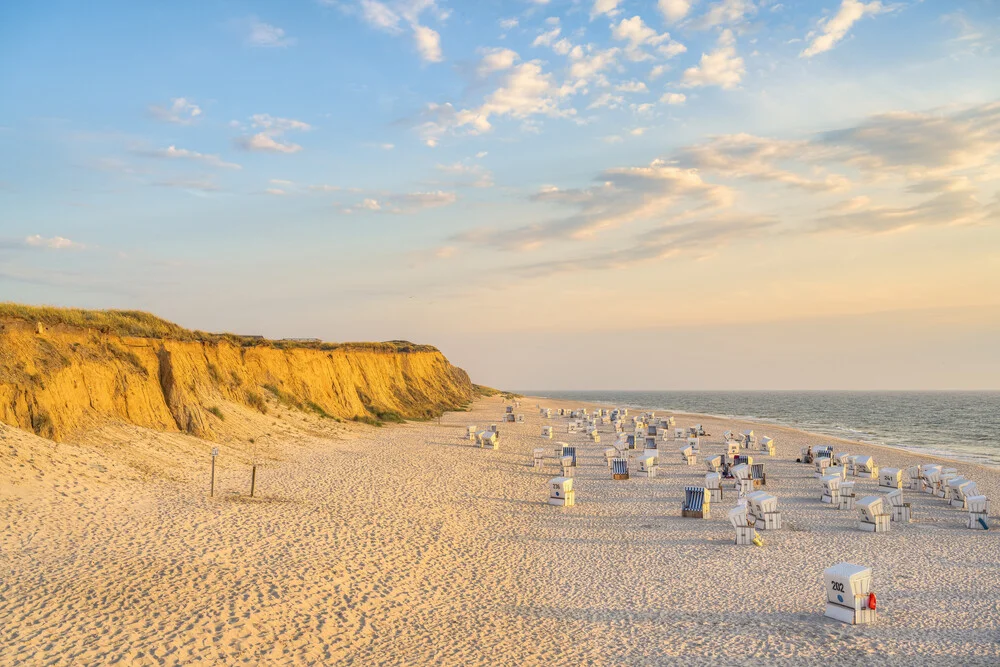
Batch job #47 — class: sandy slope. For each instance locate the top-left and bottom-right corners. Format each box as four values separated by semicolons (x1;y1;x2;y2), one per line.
1;395;998;665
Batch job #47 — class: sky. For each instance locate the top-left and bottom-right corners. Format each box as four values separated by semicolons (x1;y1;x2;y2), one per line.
2;0;1000;390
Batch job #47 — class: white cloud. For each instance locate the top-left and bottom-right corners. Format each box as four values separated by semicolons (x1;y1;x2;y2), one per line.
25;235;84;250
658;41;688;58
359;0;402;32
413;23;443;62
236;114;312;154
265;188;287;196
354;1;448;62
610;15;685;62
239;133;302;154
591;0;624;20
611;16;669;49
152;178;221;192
661;92;687;105
650;64;671;79
438;61;574;138
148;98;202;125
658;0;695;22
246;17;296;47
345;190;457;213
681;29;745;89
499;18;519;30
477;47;519;76
568;47;619;82
689;0;757;30
676;133;852;192
454;158;735;253
588;93;625;109
533;26;561;47
436;161;494;187
801;0;887;58
616;80;649;93
138;145;242;169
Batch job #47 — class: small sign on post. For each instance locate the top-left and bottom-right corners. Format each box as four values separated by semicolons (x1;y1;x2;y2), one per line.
210;448;219;497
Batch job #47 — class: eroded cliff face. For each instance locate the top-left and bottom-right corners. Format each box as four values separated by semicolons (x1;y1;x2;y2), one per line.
0;319;473;441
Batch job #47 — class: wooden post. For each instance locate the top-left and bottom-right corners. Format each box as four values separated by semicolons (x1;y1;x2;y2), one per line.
210;447;219;497
250;464;257;498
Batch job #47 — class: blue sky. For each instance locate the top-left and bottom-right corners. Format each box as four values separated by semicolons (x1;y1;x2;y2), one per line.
2;1;1000;389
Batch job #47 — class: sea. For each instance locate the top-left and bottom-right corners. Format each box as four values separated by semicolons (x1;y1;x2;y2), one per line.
519;391;1000;467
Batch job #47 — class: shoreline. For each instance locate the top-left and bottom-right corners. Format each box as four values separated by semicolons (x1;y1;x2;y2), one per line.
521;393;1000;471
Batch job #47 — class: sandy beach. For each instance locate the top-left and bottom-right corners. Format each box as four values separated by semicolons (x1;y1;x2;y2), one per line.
2;394;998;665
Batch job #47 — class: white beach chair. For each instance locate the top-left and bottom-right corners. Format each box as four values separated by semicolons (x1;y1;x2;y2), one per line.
533;447;547;469
824;563;876;625
882;489;911;523
732;464;753;497
611;458;629;480
745;491;781;530
638;453;658;478
853;455;878;479
857;496;891;533
838;481;857;510
706;472;723;503
879;468;903;490
760;436;775;456
966;495;990;530
477;430;498;450
680;445;696;466
548;477;575;507
948;478;977;509
821;475;842;505
728;505;758;545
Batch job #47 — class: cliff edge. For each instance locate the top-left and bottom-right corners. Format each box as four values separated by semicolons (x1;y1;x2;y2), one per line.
0;305;474;441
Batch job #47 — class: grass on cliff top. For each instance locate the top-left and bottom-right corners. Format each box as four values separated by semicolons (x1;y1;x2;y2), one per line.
0;303;436;353
474;384;523;400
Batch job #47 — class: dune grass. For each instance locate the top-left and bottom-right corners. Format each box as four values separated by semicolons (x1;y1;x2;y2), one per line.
0;303;438;352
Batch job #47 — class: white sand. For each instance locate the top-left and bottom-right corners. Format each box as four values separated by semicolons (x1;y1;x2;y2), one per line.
1;395;999;665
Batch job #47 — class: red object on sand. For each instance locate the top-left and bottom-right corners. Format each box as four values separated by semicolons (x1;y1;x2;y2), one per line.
868;592;877;610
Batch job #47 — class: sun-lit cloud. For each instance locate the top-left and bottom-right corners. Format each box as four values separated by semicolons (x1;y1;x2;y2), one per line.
416;60;576;144
24;235;85;250
477;47;519;76
661;92;687;105
343;189;457;214
147;98;202;124
435;161;495;188
413;23;443;62
236;114;312;153
609;15;684;62
134;145;242;170
689;0;757;30
350;0;449;63
801;0;888;58
590;0;624;20
681;29;745;89
245;17;296;48
658;0;695;23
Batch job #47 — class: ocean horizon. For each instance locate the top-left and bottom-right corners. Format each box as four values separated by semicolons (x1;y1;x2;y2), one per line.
518;390;1000;467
